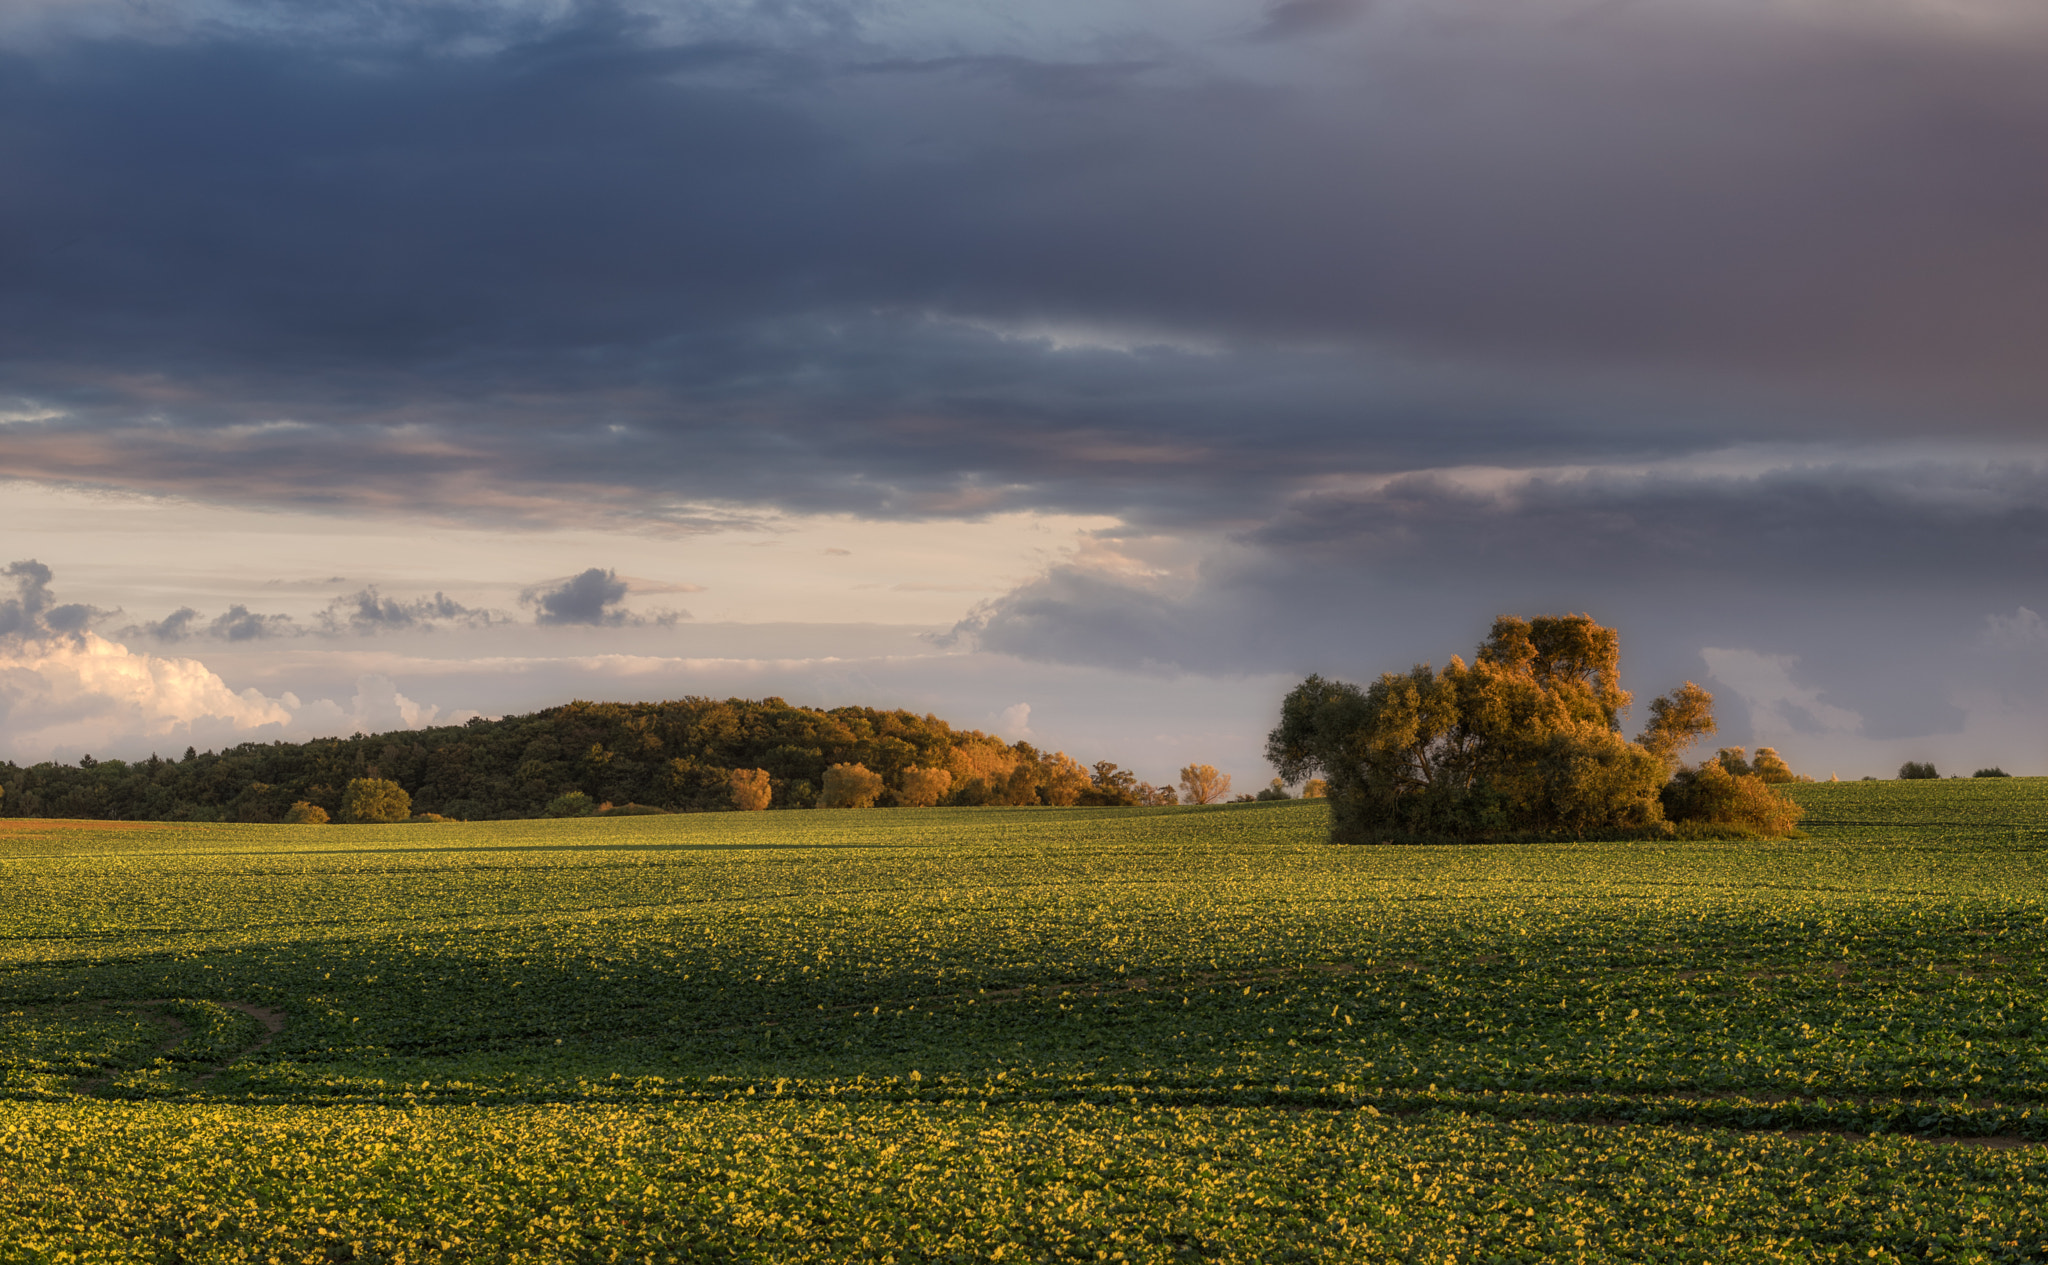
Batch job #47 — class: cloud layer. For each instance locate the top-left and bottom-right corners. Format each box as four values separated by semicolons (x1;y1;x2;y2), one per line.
0;0;2043;531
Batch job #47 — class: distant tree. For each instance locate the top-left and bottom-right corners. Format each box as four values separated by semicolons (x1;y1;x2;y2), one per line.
340;777;411;824
897;765;952;808
1179;764;1230;805
820;762;884;808
1092;761;1137;797
544;791;597;817
1302;778;1327;799
1077;761;1139;806
1974;767;2011;778
1713;748;1754;778
1255;778;1291;802
729;768;773;811
1899;761;1939;780
284;801;329;824
1133;782;1178;806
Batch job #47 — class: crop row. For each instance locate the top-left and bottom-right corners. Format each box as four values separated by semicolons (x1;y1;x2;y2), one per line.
2;1099;2042;1263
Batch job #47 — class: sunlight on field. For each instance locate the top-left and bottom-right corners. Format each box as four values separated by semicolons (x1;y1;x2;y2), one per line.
2;786;2045;1260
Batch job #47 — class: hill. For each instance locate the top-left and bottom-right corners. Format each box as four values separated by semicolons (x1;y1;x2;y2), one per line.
0;696;1156;822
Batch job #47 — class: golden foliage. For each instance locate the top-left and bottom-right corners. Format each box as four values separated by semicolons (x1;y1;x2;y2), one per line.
1179;764;1231;805
728;768;772;812
819;763;884;809
896;766;953;808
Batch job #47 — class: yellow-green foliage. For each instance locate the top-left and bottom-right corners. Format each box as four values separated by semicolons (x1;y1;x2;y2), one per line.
0;779;2044;1259
4;1102;2043;1263
282;801;327;825
339;777;410;824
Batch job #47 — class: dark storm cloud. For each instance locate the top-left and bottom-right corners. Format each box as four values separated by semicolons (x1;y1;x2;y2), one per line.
1;1;2045;525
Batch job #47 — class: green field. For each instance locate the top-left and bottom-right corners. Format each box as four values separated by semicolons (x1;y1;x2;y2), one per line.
3;780;2044;1262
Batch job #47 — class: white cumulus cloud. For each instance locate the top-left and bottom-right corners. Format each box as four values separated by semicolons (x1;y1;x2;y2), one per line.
0;632;448;762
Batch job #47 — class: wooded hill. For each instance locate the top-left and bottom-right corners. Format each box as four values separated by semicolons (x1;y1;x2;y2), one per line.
0;697;1154;822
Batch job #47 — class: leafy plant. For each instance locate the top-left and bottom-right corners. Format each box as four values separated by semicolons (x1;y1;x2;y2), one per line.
340;777;410;824
3;779;2045;1259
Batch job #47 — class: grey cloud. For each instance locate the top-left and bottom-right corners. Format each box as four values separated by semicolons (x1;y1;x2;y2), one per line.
0;2;2043;528
0;558;109;638
142;606;202;643
318;587;497;635
0;560;58;637
122;585;498;642
525;567;633;626
1245;0;1369;43
208;604;299;641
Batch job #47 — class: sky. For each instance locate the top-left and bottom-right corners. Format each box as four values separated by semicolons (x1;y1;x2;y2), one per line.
2;0;2046;783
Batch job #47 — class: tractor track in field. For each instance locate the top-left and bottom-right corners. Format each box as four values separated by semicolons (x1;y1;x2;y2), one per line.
70;998;287;1095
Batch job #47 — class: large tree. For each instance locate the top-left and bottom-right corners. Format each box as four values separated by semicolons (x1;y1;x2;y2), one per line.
1267;614;1722;844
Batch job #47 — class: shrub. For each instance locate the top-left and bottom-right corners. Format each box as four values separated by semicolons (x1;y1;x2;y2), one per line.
1255;778;1291;801
543;791;597;818
820;762;884;809
1662;759;1804;836
340;777;411;824
1750;747;1798;783
1974;767;2011;778
284;801;329;825
1179;764;1231;805
728;768;773;811
1899;761;1939;780
898;766;953;808
408;812;454;823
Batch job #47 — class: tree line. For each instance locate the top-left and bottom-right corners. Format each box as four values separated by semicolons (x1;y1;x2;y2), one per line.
0;697;1179;823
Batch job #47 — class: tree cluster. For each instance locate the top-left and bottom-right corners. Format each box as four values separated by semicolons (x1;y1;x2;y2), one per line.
0;697;1148;823
1268;614;1804;845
